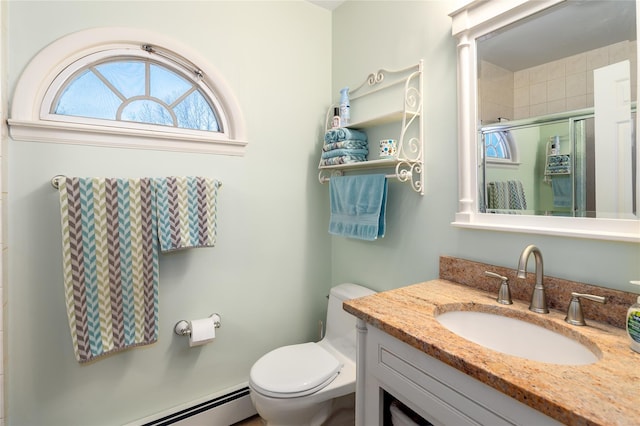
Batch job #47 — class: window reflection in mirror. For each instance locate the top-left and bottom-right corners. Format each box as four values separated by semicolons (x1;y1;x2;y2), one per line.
476;0;637;220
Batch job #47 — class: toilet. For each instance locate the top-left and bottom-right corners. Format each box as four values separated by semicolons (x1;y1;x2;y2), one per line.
249;283;376;426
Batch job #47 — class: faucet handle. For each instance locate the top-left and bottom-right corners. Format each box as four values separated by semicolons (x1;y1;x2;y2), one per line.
484;271;513;305
565;292;606;326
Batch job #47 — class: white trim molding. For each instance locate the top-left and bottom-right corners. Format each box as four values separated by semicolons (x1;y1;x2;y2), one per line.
8;27;248;155
449;0;640;243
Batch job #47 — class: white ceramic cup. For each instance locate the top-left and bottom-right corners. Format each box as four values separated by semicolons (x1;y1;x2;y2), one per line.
379;139;398;159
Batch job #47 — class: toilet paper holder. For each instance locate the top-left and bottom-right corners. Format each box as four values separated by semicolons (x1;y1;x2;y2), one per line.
174;313;221;337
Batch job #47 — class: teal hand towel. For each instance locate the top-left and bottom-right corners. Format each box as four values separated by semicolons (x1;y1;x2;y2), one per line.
552;175;572;208
329;174;387;241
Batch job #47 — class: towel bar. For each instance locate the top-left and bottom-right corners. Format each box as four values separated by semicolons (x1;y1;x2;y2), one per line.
50;175;222;190
319;171;412;184
50;175;66;189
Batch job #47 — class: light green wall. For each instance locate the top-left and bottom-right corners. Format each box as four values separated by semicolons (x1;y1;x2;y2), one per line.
4;1;640;425
331;1;639;292
6;1;332;425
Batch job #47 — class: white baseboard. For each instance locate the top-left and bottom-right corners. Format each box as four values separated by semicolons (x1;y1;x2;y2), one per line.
127;383;257;426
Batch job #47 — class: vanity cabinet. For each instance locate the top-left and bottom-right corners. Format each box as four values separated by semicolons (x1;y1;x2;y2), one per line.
357;321;562;426
318;60;424;194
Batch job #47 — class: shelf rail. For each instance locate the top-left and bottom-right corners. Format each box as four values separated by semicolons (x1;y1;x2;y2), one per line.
319;171;412;184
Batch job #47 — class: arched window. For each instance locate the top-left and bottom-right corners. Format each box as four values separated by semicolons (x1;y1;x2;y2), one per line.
483;130;518;165
9;28;247;155
485;131;510;159
51;55;220;131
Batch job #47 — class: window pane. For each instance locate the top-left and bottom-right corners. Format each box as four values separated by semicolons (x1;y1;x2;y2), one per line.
55;70;121;119
53;58;221;133
174;91;219;131
150;64;191;104
96;61;145;98
121;99;174;126
485;132;509;159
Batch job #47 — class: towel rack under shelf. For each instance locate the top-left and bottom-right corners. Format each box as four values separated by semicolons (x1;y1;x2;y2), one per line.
318;162;421;192
319;171;412;183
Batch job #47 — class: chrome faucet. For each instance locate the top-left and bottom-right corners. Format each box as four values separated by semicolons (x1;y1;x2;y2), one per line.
517;245;549;313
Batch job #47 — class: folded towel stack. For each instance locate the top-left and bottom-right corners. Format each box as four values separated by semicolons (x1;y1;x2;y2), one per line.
320;128;368;166
324;128;367;144
546;155;571;174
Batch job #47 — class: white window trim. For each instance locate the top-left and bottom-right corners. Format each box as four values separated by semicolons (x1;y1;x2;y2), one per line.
486;159;521;169
8;27;248;155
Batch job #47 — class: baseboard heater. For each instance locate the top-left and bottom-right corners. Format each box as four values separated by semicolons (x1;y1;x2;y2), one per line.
140;386;257;426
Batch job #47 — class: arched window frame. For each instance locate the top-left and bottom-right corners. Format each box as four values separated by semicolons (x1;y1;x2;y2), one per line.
9;28;247;155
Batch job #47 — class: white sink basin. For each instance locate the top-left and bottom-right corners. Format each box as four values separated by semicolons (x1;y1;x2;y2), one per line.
436;310;599;365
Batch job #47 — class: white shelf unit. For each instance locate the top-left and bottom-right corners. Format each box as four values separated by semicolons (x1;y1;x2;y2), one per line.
543;137;571;183
544;154;572;174
318;60;424;194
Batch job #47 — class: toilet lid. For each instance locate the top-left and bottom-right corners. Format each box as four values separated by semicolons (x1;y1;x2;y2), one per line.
250;342;342;397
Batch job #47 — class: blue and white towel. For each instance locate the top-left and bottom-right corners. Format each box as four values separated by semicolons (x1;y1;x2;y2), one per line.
320;155;368;166
321;148;369;160
329;174;387;241
323;139;369;152
321;128;369;166
324;128;368;143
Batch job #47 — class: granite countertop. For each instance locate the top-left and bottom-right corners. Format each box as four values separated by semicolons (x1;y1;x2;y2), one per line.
343;279;639;426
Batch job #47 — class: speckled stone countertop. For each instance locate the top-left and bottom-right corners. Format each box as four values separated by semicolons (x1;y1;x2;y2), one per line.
343;257;640;426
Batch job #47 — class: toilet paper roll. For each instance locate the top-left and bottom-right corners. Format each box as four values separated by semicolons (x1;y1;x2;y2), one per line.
188;317;216;347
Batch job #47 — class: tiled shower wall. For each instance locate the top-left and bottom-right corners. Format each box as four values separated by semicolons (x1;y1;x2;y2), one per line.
480;40;638;125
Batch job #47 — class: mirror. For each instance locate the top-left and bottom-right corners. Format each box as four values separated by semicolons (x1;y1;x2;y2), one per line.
477;1;636;219
450;0;640;241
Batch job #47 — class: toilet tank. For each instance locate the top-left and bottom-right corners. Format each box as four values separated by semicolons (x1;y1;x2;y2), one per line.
323;283;376;355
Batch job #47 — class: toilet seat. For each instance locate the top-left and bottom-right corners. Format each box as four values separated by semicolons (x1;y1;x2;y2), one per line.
250;342;343;398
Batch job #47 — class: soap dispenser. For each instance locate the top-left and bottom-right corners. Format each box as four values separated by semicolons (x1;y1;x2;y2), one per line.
627;280;640;353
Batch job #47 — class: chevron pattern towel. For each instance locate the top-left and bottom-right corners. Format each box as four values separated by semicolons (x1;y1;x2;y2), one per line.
487;180;527;211
154;176;219;252
58;177;159;363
